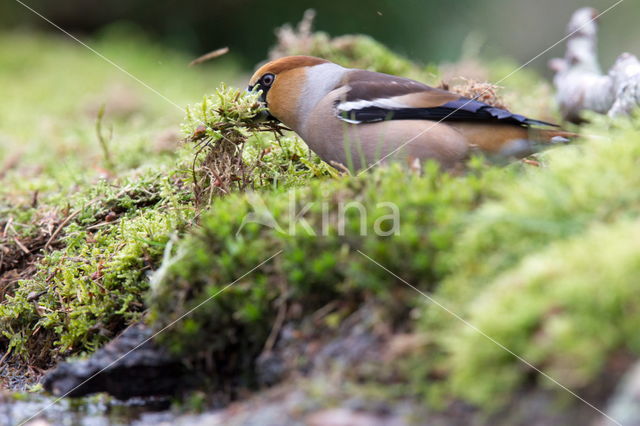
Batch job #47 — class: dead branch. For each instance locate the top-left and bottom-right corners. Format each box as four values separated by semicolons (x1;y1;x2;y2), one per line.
550;7;640;122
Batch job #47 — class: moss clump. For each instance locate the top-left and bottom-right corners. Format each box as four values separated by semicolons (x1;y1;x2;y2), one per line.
182;85;336;204
418;118;640;407
147;160;504;386
0;51;332;369
446;218;640;405
150;111;640;411
0;72;335;370
435;118;640;309
0;171;193;365
0;31;235;372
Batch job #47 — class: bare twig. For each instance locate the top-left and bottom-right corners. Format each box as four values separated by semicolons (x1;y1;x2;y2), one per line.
0;349;10;368
96;104;114;170
44;197;103;250
263;277;288;354
329;161;352;175
263;298;287;354
44;210;82;250
189;47;229;67
13;237;30;255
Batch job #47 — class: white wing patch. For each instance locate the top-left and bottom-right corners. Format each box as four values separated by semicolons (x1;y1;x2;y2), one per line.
336;97;408;113
335;97;408;124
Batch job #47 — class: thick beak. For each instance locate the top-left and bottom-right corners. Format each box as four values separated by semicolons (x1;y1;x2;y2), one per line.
247;85;278;122
256;110;277;121
247;84;267;103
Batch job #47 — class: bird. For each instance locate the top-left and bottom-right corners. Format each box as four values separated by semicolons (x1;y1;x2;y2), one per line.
248;55;573;171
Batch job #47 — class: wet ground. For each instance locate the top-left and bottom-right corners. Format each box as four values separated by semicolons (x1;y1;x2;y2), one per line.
0;393;172;426
2;302;634;426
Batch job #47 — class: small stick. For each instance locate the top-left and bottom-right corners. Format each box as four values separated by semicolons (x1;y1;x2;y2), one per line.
96;104;114;170
263;297;287;354
44;196;104;250
13;237;30;255
44;210;82;250
0;348;10;367
189;47;229;67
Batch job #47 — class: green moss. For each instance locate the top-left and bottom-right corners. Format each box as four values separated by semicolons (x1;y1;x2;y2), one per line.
181;85;336;199
0;170;194;364
443;218;640;406
417;118;640;407
149;115;640;410
147;161;504;380
0;34;277;367
435;119;640;309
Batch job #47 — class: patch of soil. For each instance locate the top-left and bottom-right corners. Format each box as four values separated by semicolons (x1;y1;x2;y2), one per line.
0;209;63;302
0;211;64;391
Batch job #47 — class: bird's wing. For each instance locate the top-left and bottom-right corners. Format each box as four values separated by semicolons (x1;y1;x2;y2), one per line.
335;70;557;127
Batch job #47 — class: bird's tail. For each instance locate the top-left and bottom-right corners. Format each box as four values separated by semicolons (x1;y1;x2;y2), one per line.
450;122;579;155
494;128;579;158
530;128;580;143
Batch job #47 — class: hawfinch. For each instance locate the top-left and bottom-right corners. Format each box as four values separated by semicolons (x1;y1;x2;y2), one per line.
248;56;571;170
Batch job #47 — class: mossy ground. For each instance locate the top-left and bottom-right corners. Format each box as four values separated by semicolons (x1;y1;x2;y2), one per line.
1;19;638;421
0;28;234;370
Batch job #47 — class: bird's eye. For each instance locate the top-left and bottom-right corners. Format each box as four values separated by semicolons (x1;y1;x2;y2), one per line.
260;73;275;87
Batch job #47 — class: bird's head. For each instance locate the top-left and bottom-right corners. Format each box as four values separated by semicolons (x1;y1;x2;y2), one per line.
248;56;330;128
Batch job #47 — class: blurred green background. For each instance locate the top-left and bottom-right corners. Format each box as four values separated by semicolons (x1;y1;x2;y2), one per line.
2;0;639;72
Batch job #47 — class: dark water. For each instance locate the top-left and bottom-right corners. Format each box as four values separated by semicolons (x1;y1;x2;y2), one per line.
0;393;172;426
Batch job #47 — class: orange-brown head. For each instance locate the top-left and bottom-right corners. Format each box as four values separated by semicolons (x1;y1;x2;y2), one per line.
248;56;330;128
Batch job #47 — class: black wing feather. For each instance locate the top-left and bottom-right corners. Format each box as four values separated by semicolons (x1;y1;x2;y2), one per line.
341;98;558;127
